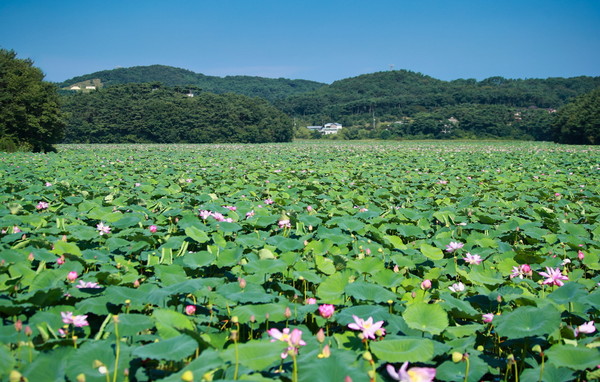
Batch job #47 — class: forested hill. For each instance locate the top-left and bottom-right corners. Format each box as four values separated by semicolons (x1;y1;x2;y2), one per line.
58;65;326;102
275;70;600;121
61;83;293;144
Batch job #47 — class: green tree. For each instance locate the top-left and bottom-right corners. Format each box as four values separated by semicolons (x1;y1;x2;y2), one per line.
0;49;65;152
552;87;600;144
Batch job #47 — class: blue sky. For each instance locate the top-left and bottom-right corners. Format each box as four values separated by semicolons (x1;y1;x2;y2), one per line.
1;0;599;84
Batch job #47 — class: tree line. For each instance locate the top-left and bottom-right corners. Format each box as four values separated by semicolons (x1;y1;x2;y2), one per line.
1;49;598;151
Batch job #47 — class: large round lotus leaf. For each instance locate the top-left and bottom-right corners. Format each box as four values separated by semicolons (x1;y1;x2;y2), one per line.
546;344;600;370
494;305;561;339
133;334;197;361
221;340;283;371
370;337;434;362
402;302;449;335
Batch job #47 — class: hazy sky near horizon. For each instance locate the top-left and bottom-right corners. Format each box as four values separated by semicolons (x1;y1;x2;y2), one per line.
1;0;599;84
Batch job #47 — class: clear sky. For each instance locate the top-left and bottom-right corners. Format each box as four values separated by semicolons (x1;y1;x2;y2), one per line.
1;0;599;84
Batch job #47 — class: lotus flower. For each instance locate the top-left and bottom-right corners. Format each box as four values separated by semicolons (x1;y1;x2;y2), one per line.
348;315;385;340
386;362;436;382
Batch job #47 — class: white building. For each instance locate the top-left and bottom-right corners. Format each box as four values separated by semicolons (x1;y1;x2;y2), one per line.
306;123;343;134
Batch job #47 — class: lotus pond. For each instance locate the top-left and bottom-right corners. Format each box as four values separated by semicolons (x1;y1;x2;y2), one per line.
0;141;599;382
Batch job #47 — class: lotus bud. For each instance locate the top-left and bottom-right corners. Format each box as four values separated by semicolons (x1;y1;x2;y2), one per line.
344;377;353;382
421;279;432;290
250;315;255;323
24;326;32;337
133;279;140;288
284;307;292;319
14;320;22;332
316;328;325;343
318;344;331;358
27;253;34;261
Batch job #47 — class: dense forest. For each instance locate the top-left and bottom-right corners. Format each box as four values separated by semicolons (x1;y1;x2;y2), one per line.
57;65;600;143
58;65;325;102
276;70;600;140
61;83;293;144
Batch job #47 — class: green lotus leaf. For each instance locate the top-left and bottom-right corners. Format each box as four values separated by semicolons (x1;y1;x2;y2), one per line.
403;302;449;335
345;281;396;303
133;334;197;361
494;305;561;339
419;243;444;261
546;344;600;370
370;337;434;362
221;340;283;371
184;225;209;243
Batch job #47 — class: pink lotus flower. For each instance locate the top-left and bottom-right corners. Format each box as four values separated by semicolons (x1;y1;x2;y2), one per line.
318;304;335;319
44;182;52;187
268;327;306;358
482;313;495;323
61;311;89;327
278;219;291;229
185;305;196;315
348;315;385;340
67;271;78;282
96;222;111;235
448;282;465;293
148;225;157;233
199;210;211;220
538;267;568;287
420;279;432;290
223;205;237;211
76;280;101;289
578;250;585;260
510;264;532;279
578;321;596;335
445;242;464;253
245;210;255;218
306;205;313;212
305;297;317;305
36;201;49;210
264;198;274;205
56;256;65;265
463;253;482;265
386;362;436;382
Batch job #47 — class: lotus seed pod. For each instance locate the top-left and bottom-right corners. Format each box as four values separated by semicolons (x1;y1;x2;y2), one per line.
452;351;463;363
181;370;194;382
231;316;239;324
76;373;86;382
9;370;23;382
362;351;373;361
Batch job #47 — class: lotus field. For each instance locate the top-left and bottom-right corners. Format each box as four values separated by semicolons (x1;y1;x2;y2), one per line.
1;141;599;382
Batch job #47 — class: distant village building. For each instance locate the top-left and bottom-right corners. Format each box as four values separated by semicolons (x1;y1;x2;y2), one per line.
307;123;343;134
70;86;81;90
85;86;96;90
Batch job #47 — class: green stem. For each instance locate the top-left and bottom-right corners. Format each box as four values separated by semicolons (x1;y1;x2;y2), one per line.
463;356;470;382
538;352;544;382
113;317;120;382
292;353;298;382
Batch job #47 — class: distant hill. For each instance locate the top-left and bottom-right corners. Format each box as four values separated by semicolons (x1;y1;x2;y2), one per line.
58;65;326;102
275;70;600;120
